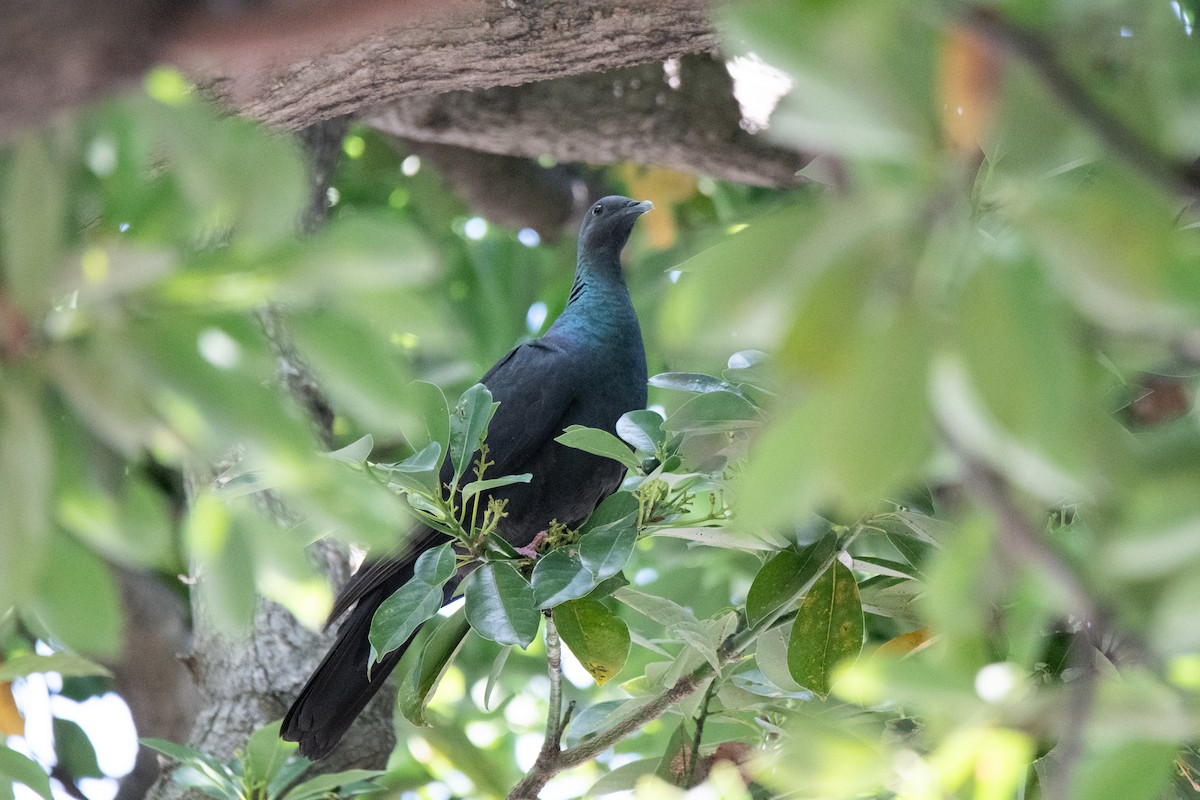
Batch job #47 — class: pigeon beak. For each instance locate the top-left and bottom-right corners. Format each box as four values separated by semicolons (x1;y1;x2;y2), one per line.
628;199;654;215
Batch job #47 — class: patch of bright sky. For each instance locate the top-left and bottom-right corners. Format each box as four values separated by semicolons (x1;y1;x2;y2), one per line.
10;665;136;800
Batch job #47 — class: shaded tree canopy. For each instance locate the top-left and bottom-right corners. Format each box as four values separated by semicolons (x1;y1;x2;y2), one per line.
4;2;1200;800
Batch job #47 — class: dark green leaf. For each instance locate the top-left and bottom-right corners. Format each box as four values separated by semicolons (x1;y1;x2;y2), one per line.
395;607;471;726
787;561;864;698
52;718;103;779
449;383;497;480
413;542;457;585
579;492;640;535
368;579;444;663
578;523;638;581
745;536;838;626
555;426;641;471
585;573;630;601
464;562;540;647
616;410;666;454
531;550;597;609
553;600;630;686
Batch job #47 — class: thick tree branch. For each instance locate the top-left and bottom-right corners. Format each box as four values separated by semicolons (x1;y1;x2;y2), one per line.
368;55;809;189
1;0;714;140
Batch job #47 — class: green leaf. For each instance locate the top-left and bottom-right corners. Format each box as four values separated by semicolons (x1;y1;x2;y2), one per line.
0;381;53;610
579;492;640;535
242;720;295;789
532;550;597;609
756;622;808;695
578;523;638;581
616;410;666;454
0;744;52;800
584;757;659;799
449;383;497;480
289;313;411;437
58;473;176;571
186;494;257;636
553;600;630;685
951;252;1099;488
646;527;779;551
555;426;641;471
484;645;511;710
724;349;771;385
325;435;373;467
464;562;540;647
648;372;743;395
140;737;239;798
373;441;443;496
787;560;864;698
413;542;457;585
1;134;67;314
368;578;444;663
395;607;471;726
0;652;112;681
52;717;103;779
611;586;701;630
663;390;762;433
745;536;838;626
402;380;450;456
281;769;384;800
25;533;123;658
460;473;532;504
1067;739;1177;800
655;718;701;786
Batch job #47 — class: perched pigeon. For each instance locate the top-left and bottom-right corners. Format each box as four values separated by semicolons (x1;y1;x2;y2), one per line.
282;196;652;758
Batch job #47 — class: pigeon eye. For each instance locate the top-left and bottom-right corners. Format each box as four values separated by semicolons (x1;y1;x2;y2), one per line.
592;205;603;216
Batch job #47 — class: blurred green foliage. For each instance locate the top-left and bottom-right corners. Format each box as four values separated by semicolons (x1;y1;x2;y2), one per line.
5;0;1200;798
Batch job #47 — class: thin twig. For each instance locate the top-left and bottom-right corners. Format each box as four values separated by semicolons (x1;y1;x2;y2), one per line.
963;5;1200;198
540;613;565;762
957;457;1104;626
505;534;854;798
685;677;720;788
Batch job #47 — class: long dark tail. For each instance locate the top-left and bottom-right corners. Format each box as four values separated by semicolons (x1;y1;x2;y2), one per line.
280;578;417;759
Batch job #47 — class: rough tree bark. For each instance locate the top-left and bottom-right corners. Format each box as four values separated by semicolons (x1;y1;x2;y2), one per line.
369;54;809;188
0;0;712;139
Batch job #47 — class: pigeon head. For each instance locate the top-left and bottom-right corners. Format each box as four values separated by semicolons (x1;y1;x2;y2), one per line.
577;195;653;263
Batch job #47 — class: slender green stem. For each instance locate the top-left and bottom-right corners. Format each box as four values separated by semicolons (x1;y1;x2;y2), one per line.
685;677;719;787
